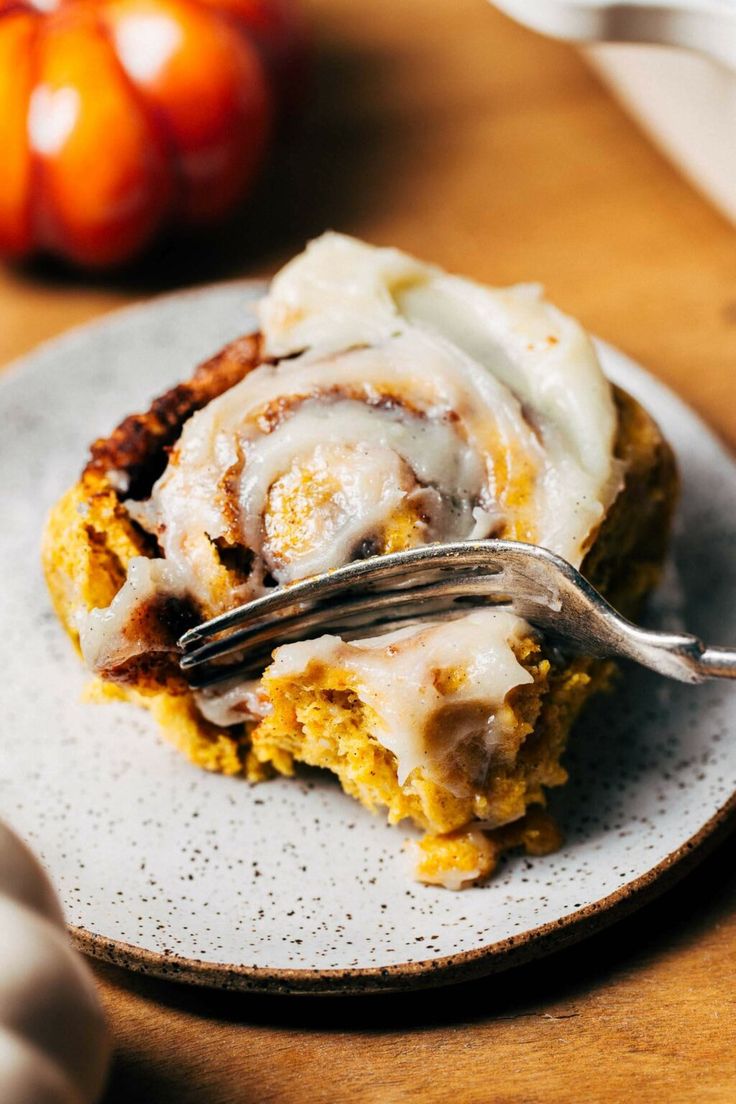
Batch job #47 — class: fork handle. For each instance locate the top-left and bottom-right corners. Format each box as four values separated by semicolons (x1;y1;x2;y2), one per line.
696;646;736;679
607;620;736;684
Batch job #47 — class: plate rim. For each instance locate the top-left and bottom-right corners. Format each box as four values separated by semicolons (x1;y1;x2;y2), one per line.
69;793;735;995
4;285;735;996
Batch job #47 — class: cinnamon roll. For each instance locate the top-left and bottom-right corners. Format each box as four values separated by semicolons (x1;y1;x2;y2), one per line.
43;234;677;887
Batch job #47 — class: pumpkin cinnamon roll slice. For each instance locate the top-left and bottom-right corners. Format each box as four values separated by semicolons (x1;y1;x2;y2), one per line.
43;234;677;885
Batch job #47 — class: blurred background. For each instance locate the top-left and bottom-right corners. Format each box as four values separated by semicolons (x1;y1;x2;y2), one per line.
2;0;736;445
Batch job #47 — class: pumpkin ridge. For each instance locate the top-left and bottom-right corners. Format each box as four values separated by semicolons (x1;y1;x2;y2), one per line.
25;12;41;251
0;6;38;254
94;2;186;224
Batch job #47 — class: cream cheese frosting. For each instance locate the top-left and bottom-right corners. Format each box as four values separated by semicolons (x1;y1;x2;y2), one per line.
80;233;620;791
260;232;619;566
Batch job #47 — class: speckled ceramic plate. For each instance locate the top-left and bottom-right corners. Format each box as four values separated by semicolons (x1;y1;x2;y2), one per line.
1;283;735;995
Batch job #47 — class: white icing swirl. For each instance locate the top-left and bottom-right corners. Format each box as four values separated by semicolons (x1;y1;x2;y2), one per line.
81;233;620;785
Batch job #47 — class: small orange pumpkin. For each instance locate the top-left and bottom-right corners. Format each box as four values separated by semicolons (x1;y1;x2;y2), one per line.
0;0;304;267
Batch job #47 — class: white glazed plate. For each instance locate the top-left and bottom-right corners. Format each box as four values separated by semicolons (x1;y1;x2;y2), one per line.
1;283;735;995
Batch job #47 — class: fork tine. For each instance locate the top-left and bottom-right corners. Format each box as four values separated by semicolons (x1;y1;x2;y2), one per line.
180;573;512;673
178;541;507;649
184;605;476;688
186;601;518;689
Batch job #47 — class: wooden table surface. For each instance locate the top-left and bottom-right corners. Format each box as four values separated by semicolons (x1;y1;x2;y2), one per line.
3;1;735;1100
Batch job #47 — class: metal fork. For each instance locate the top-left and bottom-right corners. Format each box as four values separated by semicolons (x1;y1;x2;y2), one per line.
178;539;736;688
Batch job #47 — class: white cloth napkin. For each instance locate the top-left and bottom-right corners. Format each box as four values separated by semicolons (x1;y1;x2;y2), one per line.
0;820;111;1104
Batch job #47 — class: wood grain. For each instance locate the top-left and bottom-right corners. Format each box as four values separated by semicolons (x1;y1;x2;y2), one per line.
2;0;735;1099
97;844;736;1103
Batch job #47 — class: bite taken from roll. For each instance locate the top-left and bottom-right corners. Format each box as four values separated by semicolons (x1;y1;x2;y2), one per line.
43;234;677;888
